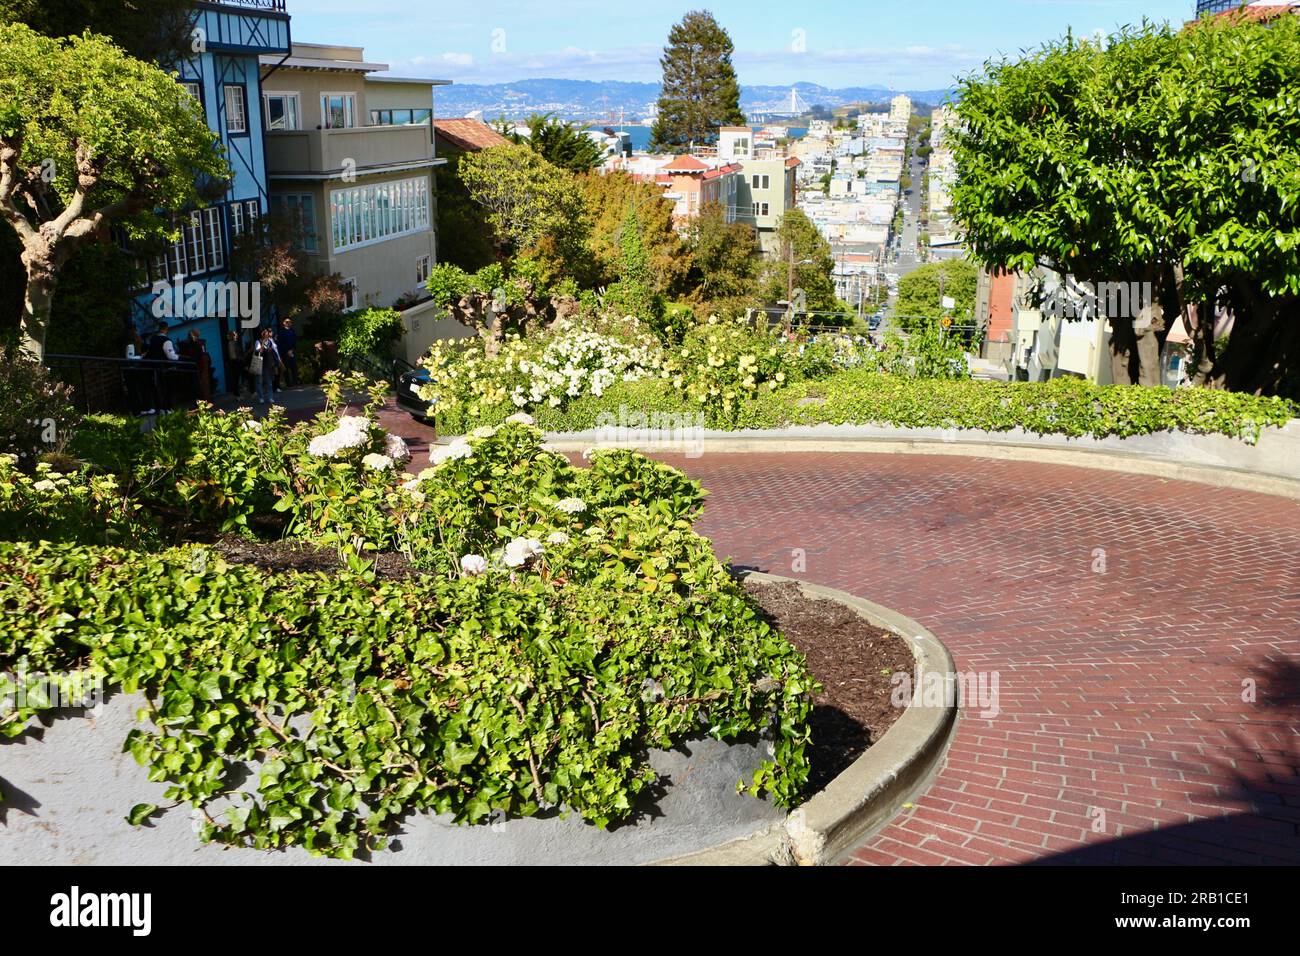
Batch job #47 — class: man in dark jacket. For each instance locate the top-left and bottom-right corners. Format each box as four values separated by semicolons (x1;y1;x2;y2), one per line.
276;317;298;388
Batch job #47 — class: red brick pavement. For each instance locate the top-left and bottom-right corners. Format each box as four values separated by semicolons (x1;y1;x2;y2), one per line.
642;451;1300;865
347;401;1300;864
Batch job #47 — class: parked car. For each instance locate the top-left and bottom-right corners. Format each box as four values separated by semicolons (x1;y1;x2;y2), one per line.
395;365;434;424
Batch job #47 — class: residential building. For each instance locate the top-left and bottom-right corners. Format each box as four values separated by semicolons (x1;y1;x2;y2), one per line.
258;43;449;360
129;0;292;394
890;94;913;124
717;128;799;255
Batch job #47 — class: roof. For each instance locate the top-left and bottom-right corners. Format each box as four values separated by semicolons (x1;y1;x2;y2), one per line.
719;126;752;133
785;157;801;168
368;75;452;86
434;119;509;151
661;154;711;173
701;162;743;180
1192;1;1299;26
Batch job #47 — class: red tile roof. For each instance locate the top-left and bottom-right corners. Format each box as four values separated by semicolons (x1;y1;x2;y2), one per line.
434;118;509;151
661;153;710;172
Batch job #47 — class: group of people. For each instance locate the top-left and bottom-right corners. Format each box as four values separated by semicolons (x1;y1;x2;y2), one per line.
222;319;298;404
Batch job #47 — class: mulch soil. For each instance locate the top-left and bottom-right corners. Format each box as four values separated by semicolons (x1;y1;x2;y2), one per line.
743;579;914;797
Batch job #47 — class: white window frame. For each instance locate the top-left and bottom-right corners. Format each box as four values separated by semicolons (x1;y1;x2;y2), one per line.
753;201;769;218
329;176;430;252
231;202;245;238
224;85;248;134
752;174;770;190
263;91;301;131
181;81;202;102
320;92;357;130
415;254;431;285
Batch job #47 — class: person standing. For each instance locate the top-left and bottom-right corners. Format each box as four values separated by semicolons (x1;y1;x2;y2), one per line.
276;317;298;388
251;327;283;405
224;329;248;397
144;321;179;412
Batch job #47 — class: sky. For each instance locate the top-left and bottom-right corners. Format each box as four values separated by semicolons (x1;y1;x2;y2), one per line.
290;0;1202;89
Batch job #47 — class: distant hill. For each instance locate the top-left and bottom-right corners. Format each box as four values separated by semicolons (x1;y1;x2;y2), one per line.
431;79;958;121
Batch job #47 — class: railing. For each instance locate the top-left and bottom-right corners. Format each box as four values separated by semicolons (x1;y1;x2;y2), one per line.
45;354;201;415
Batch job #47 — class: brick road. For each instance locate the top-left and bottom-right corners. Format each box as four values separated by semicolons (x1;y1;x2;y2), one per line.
365;400;1300;864
645;451;1300;865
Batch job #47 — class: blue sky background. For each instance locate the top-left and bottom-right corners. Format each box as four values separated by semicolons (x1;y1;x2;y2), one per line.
293;0;1201;88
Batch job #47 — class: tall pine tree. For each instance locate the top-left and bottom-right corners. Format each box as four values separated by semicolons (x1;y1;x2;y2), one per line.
650;10;746;153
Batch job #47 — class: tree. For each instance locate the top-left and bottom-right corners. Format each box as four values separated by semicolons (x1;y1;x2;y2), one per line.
649;10;746;152
0;23;228;359
603;205;666;331
580;170;688;296
434;151;496;273
503;113;604;174
951;17;1300;393
763;209;837;312
458;143;590;279
0;0;196;64
687;202;758;313
894;260;978;329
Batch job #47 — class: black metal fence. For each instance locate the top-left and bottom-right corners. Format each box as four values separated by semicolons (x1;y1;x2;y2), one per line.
44;355;200;415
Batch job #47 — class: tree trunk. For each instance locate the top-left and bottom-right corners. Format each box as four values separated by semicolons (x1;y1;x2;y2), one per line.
18;253;58;362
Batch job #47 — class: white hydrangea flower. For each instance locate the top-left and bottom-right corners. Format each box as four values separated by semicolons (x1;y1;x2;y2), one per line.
555;497;586;515
32;479;56;493
362;453;392;472
242;419;262;432
470;425;497;439
459;554;489;576
385;433;411;462
506;412;535;426
502;537;544;568
428;438;473;467
546;531;570;545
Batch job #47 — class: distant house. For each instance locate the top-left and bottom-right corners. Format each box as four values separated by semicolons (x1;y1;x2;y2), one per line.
433;118;510;155
129;0;292;393
257;43;449;327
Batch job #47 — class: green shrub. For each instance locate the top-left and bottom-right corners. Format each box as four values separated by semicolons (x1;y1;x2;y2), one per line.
65;413;147;476
337;307;404;358
0;455;153;546
0;346;77;468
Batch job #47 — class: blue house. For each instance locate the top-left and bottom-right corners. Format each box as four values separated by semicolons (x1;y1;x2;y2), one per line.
130;0;292;393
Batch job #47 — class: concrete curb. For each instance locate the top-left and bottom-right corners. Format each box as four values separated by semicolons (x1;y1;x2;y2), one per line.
544;421;1300;502
657;572;959;866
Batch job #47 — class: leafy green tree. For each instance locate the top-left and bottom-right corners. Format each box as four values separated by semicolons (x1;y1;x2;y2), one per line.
951;17;1300;393
0;0;196;64
894;261;979;329
434;151;496;273
0;23;228;359
580;170;688;296
650;10;746;152
763;209;838;312
503;113;604;174
603;205;667;333
687;201;758;314
458;143;591;281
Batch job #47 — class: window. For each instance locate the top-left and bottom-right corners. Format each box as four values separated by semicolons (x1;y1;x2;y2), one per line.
329;176;430;251
181;80;201;102
370;108;434;127
341;278;359;312
416;254;431;285
753;202;769;217
230;200;260;239
135;207;225;286
752;174;770;190
270;194;318;252
263;92;301;131
224;86;248;134
321;93;356;130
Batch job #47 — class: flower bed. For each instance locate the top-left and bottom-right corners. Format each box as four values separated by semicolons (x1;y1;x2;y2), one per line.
0;374;817;860
416;317;1295;443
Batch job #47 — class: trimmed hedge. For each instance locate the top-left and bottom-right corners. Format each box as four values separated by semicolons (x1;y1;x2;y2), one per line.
528;370;1297;443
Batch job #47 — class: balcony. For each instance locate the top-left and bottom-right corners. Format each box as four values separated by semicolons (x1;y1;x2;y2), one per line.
208;0;287;9
266;125;436;180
